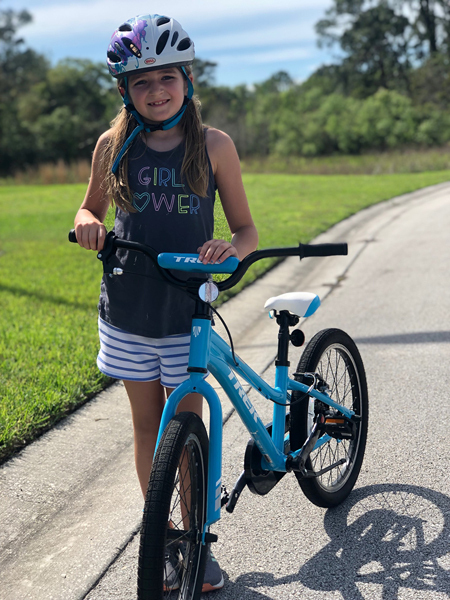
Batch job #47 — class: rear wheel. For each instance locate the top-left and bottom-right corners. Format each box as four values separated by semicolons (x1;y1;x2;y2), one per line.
138;412;209;600
290;329;368;508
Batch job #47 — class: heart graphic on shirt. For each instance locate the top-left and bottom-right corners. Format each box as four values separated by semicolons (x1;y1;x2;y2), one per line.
132;192;150;212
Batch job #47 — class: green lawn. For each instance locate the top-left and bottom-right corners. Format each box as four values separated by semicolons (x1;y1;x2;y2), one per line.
1;170;449;460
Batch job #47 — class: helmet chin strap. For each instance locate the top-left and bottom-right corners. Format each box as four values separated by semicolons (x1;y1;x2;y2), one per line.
112;67;194;175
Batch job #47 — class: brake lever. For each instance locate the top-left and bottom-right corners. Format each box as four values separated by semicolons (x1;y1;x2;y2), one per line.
96;231;118;274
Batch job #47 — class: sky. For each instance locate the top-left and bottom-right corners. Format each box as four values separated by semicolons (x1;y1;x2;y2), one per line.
15;0;337;87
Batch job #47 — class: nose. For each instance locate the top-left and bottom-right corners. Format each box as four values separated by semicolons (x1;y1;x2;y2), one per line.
147;78;163;96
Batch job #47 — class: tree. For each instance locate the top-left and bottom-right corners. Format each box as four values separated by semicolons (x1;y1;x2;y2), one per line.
316;1;413;96
18;59;118;163
192;58;217;89
315;0;450;98
0;4;50;174
406;0;450;57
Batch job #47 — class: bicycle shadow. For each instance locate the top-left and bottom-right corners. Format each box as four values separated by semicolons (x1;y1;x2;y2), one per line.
207;484;450;599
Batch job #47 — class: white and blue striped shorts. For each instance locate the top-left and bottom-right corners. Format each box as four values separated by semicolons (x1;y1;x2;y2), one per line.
97;318;191;388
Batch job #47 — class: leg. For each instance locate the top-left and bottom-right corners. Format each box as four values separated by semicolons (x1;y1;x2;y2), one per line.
167;388;203;419
124;379;166;498
124;380;204;498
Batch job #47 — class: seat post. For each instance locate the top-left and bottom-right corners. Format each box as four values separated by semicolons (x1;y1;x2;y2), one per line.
275;311;299;367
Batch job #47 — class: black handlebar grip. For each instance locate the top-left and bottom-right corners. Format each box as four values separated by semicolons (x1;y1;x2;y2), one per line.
68;229;77;243
301;243;348;257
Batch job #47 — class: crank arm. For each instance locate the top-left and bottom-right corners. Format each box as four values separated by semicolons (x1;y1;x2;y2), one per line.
300;457;347;478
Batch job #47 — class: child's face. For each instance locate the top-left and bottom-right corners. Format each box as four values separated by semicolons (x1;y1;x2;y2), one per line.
126;67;189;124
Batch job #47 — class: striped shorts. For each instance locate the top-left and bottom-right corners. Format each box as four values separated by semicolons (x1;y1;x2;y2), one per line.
97;318;191;388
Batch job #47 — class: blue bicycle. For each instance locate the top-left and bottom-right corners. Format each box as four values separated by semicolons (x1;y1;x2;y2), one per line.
69;231;368;600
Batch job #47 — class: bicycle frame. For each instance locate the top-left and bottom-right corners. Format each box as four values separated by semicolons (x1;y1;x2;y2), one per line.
155;313;355;542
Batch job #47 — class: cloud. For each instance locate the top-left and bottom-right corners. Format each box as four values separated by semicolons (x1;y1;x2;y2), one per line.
213;47;314;66
18;0;334;84
21;0;332;40
198;18;318;53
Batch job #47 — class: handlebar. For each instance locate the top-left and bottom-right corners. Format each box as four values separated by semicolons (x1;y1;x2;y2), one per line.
68;229;347;293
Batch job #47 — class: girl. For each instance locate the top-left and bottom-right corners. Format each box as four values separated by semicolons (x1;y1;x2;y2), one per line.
74;14;258;593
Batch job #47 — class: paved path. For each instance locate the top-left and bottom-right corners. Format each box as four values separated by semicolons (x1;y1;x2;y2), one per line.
1;182;449;599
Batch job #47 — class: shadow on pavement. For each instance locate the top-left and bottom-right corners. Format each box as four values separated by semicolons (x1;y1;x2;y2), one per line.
355;331;450;344
209;484;450;599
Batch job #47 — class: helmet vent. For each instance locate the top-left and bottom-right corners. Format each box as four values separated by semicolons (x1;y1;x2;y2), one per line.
122;37;142;58
157;16;171;26
156;30;170;55
118;23;133;32
107;50;121;63
171;31;179;47
114;42;126;56
177;38;191;51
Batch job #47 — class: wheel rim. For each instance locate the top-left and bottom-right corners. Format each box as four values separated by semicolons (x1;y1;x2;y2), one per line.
164;434;205;598
306;343;363;493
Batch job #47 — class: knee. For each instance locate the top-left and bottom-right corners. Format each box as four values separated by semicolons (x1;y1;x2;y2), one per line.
132;417;160;443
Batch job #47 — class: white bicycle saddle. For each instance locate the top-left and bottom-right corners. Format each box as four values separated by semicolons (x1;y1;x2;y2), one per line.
264;292;321;318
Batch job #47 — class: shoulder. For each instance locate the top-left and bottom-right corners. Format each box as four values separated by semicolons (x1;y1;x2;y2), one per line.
90;129;114;166
205;127;239;174
205;127;236;154
96;129;113;149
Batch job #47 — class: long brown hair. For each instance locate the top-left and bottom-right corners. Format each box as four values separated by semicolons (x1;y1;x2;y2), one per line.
99;66;209;212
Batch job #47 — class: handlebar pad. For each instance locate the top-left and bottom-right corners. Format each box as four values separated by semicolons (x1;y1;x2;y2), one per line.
68;229;77;243
300;243;348;258
158;253;239;274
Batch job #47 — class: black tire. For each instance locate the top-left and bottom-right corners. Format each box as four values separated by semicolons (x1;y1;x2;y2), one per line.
138;412;209;600
290;329;368;508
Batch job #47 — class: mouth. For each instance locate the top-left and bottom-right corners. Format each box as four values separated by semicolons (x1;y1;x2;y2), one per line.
148;99;170;107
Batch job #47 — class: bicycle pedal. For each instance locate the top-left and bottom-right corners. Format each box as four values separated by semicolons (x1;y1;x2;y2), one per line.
323;417;355;440
220;485;230;508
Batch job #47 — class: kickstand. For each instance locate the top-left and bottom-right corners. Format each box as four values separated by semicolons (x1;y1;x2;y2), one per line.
225;470;247;513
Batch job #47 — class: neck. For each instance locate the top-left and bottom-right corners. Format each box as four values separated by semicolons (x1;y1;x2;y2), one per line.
142;125;184;151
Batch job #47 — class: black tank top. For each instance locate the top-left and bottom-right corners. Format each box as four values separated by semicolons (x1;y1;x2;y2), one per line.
98;134;216;338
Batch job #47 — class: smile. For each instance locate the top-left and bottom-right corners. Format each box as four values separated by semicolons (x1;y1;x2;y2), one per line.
149;100;170;106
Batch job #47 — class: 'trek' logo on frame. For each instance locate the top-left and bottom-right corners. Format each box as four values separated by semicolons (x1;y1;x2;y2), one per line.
174;256;202;264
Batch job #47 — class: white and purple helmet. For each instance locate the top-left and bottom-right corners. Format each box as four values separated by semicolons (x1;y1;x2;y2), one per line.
107;14;195;78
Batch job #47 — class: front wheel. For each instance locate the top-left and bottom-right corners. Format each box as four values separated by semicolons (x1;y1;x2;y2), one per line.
138;412;209;600
290;329;368;508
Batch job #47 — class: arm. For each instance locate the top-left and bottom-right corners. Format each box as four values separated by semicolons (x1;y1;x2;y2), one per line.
198;128;258;264
74;132;111;251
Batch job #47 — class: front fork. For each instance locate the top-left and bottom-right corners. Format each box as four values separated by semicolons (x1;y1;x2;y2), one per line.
154;314;223;543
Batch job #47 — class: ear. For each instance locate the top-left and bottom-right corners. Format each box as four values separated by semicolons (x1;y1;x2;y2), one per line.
118;86;126;98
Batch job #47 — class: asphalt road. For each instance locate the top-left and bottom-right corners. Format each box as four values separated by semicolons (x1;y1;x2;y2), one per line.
1;182;449;600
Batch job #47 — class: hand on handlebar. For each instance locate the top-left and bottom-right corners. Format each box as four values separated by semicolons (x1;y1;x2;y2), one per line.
74;220;107;251
69;229;348;293
197;239;238;265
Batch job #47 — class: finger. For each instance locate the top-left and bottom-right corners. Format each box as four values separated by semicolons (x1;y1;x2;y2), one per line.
215;246;238;263
203;240;226;264
208;242;236;264
76;225;90;250
88;226;99;250
198;241;216;264
97;225;106;251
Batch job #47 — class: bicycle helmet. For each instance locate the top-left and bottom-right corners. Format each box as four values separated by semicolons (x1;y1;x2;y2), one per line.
107;14;195;175
107;14;194;78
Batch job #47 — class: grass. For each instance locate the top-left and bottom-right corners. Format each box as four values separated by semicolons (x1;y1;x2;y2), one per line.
241;146;450;176
2;146;450;186
1;169;450;461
